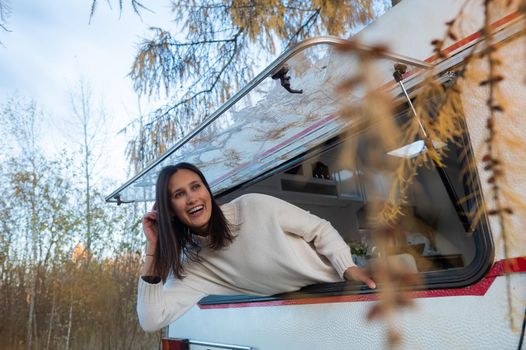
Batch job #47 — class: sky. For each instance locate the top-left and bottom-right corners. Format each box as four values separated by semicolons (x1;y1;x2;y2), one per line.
0;0;174;186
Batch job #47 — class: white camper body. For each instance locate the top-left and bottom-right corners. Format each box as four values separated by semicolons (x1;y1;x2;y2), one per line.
107;1;526;349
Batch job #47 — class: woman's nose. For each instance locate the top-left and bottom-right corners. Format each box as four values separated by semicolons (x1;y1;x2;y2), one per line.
186;191;196;204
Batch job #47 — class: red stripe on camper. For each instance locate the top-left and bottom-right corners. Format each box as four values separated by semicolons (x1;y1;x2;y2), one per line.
198;257;526;310
425;11;521;63
392;11;521;84
502;256;526;273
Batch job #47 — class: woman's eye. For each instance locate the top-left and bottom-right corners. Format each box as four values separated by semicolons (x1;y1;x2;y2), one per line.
192;183;201;190
174;192;184;199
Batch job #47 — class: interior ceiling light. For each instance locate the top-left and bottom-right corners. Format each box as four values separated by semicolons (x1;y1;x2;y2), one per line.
387;140;445;158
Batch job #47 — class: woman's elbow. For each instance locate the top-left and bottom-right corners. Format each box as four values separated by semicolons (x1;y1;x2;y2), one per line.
140;322;164;333
137;305;168;332
138;313;166;332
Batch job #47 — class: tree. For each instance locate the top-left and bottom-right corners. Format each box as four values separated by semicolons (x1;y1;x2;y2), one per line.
116;0;389;169
68;79;108;255
1;97;43;350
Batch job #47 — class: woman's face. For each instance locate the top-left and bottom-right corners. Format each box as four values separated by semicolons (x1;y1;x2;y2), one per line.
168;169;212;234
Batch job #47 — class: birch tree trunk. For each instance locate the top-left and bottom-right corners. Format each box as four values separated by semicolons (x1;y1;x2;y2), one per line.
45;292;56;350
66;302;73;350
26;266;36;350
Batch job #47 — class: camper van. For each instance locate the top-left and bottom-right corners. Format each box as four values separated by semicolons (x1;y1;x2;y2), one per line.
107;0;526;349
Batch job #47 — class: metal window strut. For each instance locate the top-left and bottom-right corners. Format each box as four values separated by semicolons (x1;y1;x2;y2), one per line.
393;63;471;232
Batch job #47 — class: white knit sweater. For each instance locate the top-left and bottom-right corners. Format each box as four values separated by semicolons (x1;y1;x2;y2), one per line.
137;193;355;331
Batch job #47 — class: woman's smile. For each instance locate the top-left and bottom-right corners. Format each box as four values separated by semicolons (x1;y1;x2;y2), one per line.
188;205;204;215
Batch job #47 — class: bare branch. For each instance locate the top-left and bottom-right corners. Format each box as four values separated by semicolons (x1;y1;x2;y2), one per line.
0;0;11;38
89;0;150;23
287;8;321;47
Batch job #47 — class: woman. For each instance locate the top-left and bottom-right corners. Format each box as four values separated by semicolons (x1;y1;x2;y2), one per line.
138;162;375;332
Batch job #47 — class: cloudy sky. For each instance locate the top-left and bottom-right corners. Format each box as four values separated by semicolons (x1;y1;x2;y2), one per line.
0;0;173;185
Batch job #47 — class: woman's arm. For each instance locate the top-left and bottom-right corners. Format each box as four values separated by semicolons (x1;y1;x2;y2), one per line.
137;208;206;331
137;277;207;332
141;242;158;277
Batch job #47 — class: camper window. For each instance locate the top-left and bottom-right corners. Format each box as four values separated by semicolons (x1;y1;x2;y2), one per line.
206;121;492;306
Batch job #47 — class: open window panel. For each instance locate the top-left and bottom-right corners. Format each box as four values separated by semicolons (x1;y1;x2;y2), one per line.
201;109;494;305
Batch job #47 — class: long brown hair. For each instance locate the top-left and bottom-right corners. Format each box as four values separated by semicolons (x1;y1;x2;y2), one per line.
153;162;232;281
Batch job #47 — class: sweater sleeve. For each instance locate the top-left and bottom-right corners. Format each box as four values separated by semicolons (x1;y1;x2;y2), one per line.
261;194;356;278
136;276;207;332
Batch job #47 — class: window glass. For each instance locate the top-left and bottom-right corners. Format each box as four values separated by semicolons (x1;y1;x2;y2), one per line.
218;119;484;278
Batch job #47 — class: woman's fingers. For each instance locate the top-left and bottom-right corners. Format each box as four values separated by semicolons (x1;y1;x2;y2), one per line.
364;277;376;289
144;210;157;221
142;210;158;243
345;266;377;289
356;268;376;289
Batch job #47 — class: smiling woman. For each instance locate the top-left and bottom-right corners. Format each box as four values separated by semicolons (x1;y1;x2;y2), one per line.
138;162;375;332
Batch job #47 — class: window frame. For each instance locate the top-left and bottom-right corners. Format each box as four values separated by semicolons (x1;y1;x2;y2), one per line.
199;99;494;307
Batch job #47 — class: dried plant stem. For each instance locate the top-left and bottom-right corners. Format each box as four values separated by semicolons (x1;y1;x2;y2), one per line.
481;0;515;329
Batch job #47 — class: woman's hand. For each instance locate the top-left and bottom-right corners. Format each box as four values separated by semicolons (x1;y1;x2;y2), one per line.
142;209;158;246
344;266;376;289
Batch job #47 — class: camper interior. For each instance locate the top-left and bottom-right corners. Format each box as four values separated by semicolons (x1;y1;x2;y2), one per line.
217;118;477;276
